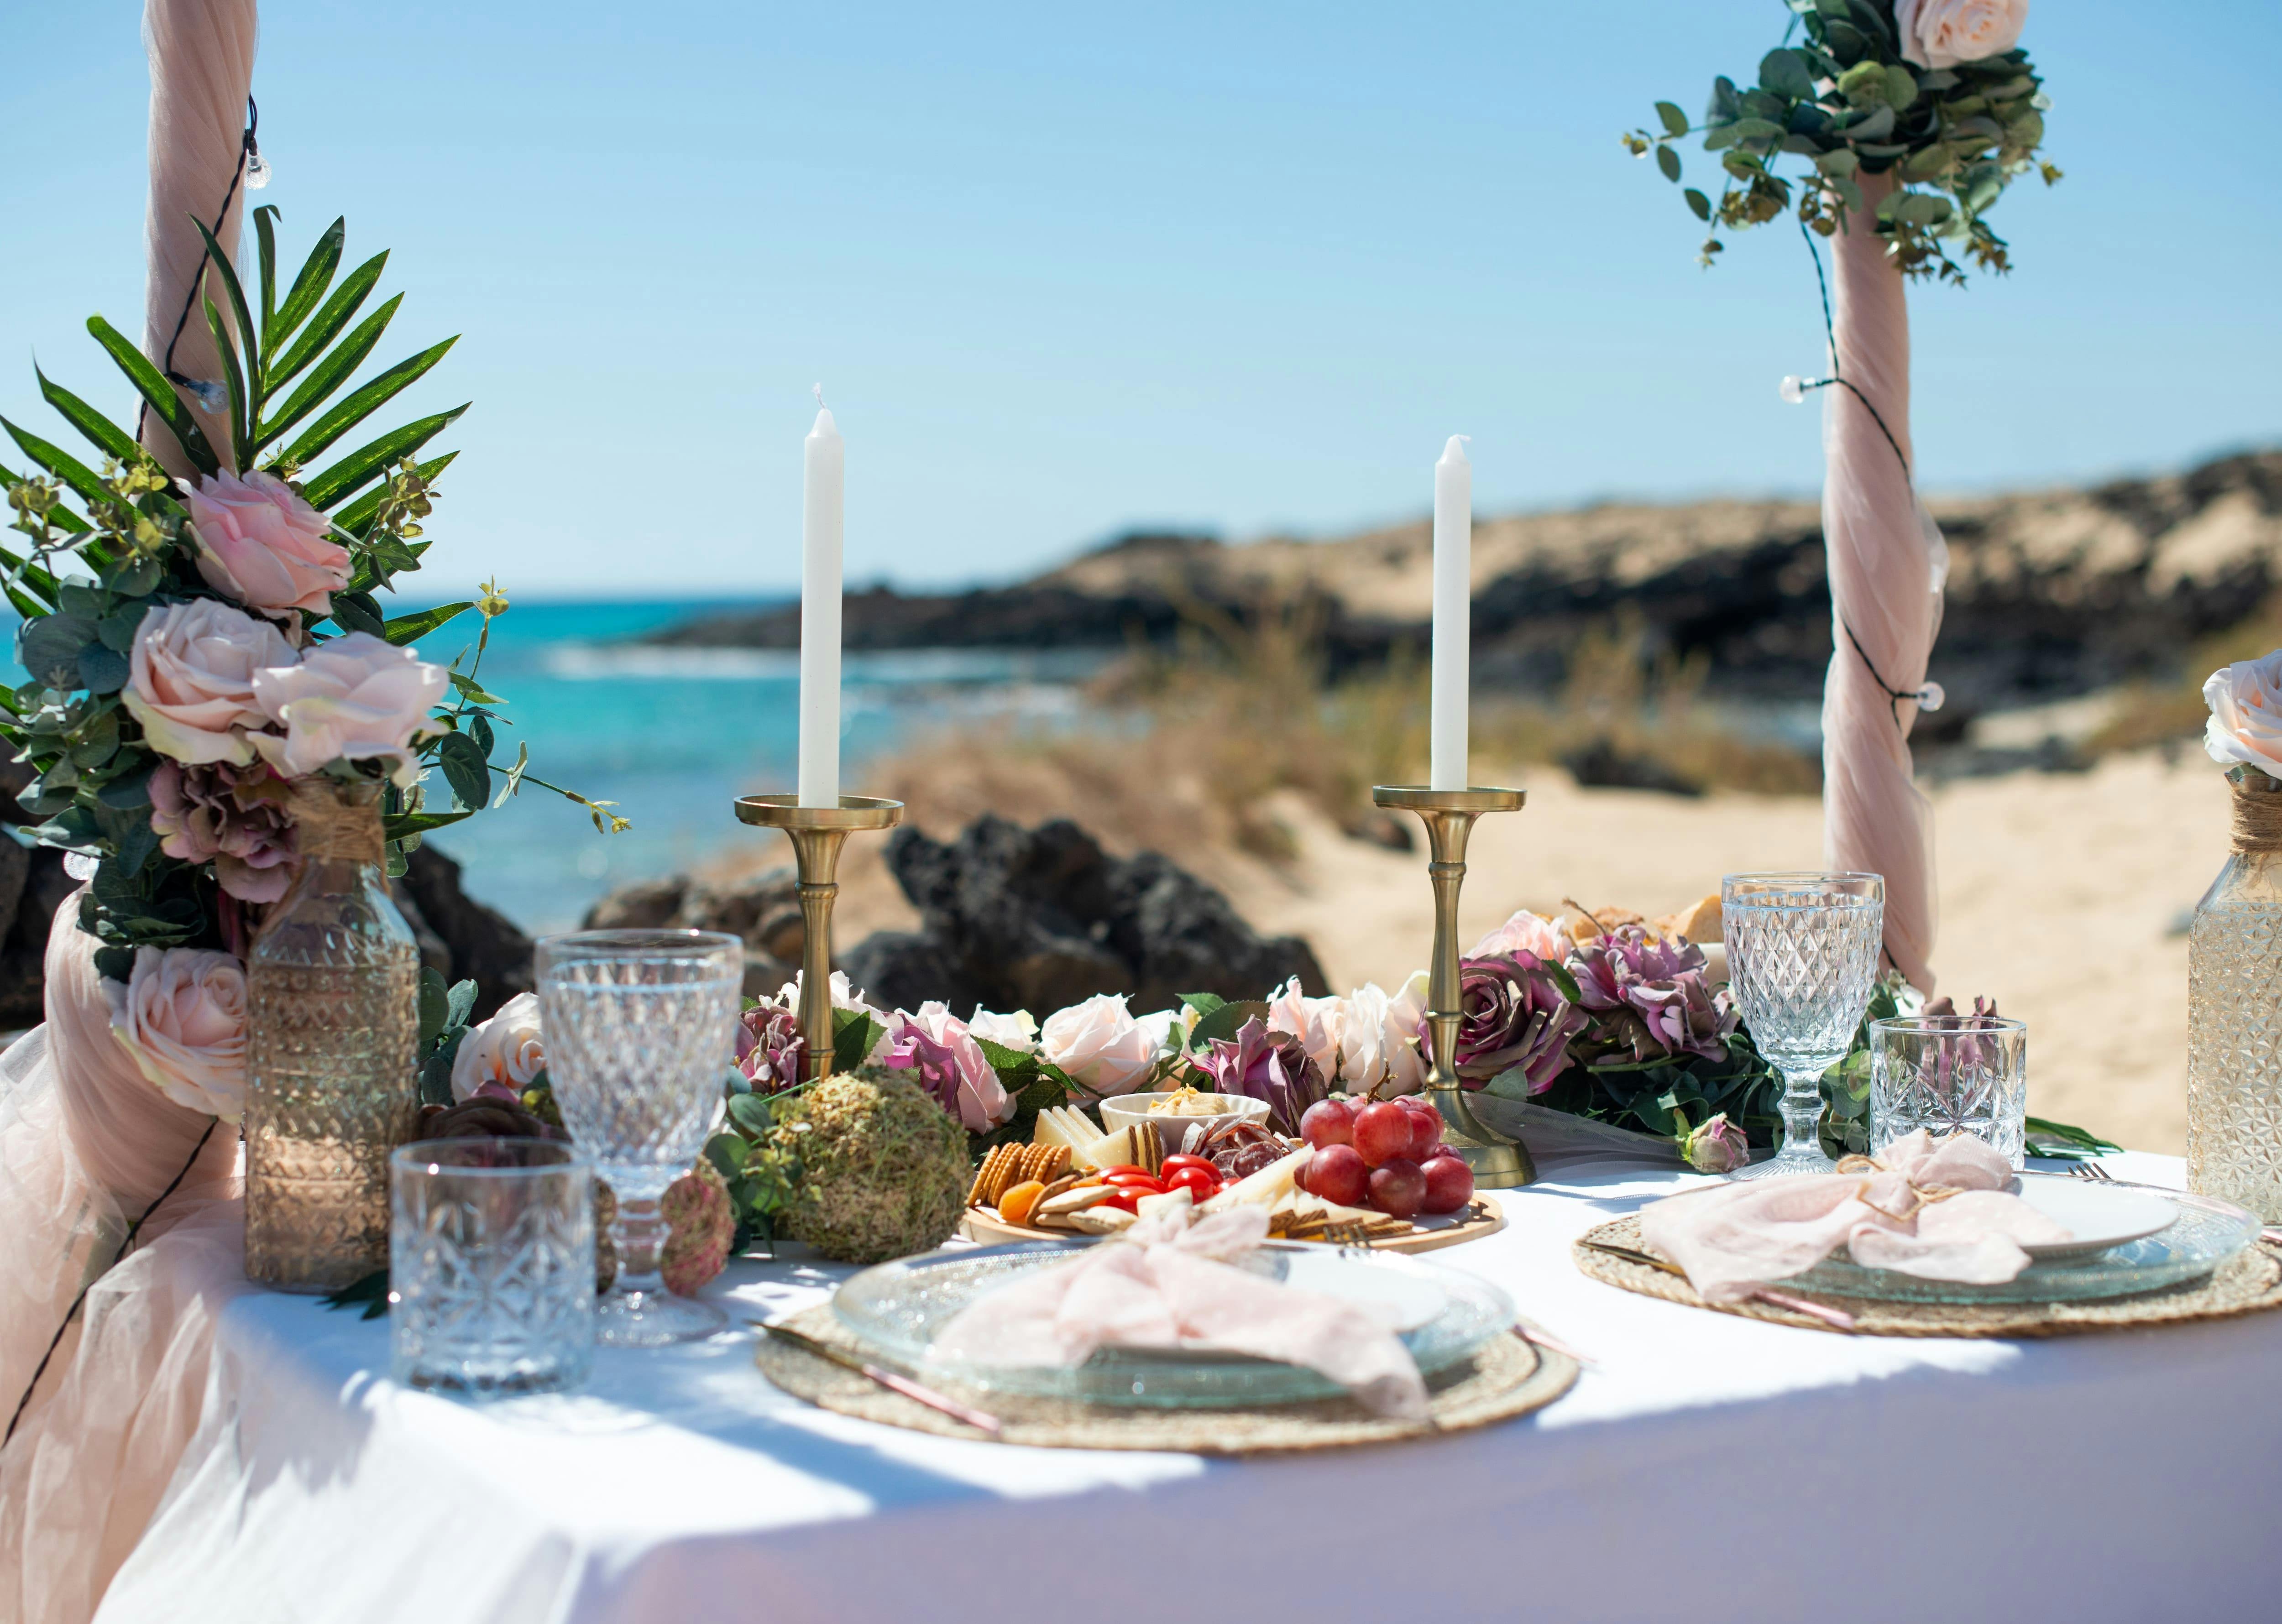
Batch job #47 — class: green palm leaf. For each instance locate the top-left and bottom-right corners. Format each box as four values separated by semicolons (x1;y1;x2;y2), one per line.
299;406;466;510
253;205;280;335
85;315;217;475
256;294;400;451
3;417;112;516
381;601;472;646
193;218;262;413
265;251;386;389
204;298;250;471
279;335;457;467
35;366;138;465
268;214;345;352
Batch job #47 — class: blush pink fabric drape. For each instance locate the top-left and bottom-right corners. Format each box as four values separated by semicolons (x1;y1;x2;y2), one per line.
0;905;246;1624
138;0;260;478
0;5;262;1617
1819;174;1947;991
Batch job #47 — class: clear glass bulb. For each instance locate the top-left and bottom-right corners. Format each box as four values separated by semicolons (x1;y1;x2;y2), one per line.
178;377;228;413
245;149;272;189
1778;375;1807;405
1916;681;1946;713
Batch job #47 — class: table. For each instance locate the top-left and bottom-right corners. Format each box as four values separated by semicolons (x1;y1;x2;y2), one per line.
94;1138;2277;1624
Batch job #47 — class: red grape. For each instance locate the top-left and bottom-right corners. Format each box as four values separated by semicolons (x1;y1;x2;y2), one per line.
1352;1102;1415;1168
1396;1096;1444;1160
1309;1144;1370;1206
1367;1158;1427;1218
1301;1098;1356;1150
1420;1154;1475;1215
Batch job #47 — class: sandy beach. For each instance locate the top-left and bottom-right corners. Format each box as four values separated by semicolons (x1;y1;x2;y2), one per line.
811;744;2215;1154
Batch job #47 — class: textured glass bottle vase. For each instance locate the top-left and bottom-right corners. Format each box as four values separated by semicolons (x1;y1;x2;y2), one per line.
244;778;421;1291
2188;774;2282;1222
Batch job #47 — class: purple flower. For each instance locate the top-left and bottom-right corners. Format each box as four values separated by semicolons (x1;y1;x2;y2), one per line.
1624;976;1739;1062
1445;952;1590;1095
1194;1016;1327;1136
734;1001;807;1093
874;1011;968;1123
1679;1111;1750;1175
148;758;298;902
1567;925;1705;1011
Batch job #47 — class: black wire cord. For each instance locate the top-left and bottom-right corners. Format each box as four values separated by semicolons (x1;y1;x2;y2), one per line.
135;96;260;448
1794;215;1938;732
5;1117;220;1449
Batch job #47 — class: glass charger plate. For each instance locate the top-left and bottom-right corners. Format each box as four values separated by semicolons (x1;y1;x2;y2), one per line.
832;1240;1514;1409
1788;1179;2260;1305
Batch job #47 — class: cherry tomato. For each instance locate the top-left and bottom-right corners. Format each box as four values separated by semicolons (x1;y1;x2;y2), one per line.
1098;1190;1142;1214
1098;1164;1151;1178
1104;1172;1167;1194
1161;1154;1217;1175
1164;1166;1218;1200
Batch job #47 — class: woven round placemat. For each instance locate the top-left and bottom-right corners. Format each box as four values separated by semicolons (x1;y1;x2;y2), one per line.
1574;1215;2282;1337
754;1304;1577;1453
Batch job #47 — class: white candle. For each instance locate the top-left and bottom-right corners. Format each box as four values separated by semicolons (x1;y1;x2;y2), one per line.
1429;434;1471;792
798;401;844;808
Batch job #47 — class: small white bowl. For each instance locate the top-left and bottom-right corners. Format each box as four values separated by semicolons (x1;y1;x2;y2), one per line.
1099;1092;1270;1157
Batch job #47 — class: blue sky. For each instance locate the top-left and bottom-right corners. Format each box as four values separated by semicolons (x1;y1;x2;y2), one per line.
5;1;2277;598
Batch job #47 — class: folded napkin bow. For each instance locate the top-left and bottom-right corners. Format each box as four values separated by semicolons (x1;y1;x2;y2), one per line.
1638;1129;2071;1304
931;1206;1430;1418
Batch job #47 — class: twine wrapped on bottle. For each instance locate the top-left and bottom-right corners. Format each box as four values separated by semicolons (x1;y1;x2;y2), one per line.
1819;174;1947;993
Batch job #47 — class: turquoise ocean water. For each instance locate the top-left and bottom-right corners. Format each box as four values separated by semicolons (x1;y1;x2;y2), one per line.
5;598;1102;935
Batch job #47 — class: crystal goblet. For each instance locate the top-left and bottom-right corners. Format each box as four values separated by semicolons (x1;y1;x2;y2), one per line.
1720;872;1885;1179
536;929;742;1346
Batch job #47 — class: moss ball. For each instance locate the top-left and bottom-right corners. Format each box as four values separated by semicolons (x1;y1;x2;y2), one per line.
766;1066;970;1264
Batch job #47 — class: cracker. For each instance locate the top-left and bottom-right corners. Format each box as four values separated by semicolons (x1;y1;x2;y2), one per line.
968;1143;1016;1209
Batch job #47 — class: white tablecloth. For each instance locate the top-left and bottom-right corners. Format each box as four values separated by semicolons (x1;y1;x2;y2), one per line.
94;1142;2276;1624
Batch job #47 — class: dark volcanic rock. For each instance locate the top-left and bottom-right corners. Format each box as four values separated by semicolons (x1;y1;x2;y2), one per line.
581;867;802;997
398;845;534;1021
1559;738;1707;798
844;814;1329;1017
0;846;71;1029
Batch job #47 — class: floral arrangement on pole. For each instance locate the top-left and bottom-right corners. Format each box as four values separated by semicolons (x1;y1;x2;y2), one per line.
1;210;618;1121
1622;0;2056;282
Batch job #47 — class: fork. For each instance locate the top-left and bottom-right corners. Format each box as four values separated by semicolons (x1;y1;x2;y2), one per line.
2070;1160;2116;1183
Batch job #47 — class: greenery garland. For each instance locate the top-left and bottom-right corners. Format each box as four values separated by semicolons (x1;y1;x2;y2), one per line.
1622;0;2058;283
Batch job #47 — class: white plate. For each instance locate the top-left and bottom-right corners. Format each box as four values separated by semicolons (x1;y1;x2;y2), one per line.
2012;1175;2178;1260
1272;1248;1450;1332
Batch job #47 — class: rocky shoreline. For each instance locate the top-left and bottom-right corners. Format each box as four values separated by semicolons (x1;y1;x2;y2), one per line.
644;450;2282;716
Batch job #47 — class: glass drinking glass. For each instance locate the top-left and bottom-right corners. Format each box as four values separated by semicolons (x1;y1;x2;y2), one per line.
536;929;743;1346
390;1137;595;1397
1870;1014;2029;1168
1721;872;1885;1179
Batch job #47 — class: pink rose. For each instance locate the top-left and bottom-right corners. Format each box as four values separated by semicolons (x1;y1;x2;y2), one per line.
186;470;352;616
1336;976;1430;1095
1470;909;1574;962
1037;992;1160;1096
1267;976;1347;1080
2204;652;2282;778
449;991;546;1102
121;599;297;766
906;1001;1016;1131
1893;0;2028;69
104;946;249;1119
249;632;448;784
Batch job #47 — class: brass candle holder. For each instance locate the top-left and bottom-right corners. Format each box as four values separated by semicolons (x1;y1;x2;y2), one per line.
1372;785;1535;1189
733;794;905;1082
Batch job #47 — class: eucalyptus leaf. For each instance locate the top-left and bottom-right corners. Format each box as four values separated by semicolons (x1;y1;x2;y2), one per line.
1654;100;1689;137
435;730;491;811
16;614;94;687
330;590;387;637
1655;145;1680;182
1683;187;1711;221
78;644;129;695
1757;47;1814;100
382;601;473;648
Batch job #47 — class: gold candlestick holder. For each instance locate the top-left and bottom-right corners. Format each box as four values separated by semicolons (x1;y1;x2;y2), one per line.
733;794;905;1082
1372;785;1535;1189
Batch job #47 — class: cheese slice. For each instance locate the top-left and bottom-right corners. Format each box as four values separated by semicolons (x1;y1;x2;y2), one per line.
1200;1145;1311;1213
1074;1124;1141;1172
1033;1105;1099;1153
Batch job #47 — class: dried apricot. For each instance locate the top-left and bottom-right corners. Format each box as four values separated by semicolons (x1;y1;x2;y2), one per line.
997;1179;1047;1227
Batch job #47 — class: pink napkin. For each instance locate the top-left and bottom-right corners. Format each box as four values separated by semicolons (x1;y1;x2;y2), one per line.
932;1206;1430;1419
1637;1130;2071;1304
